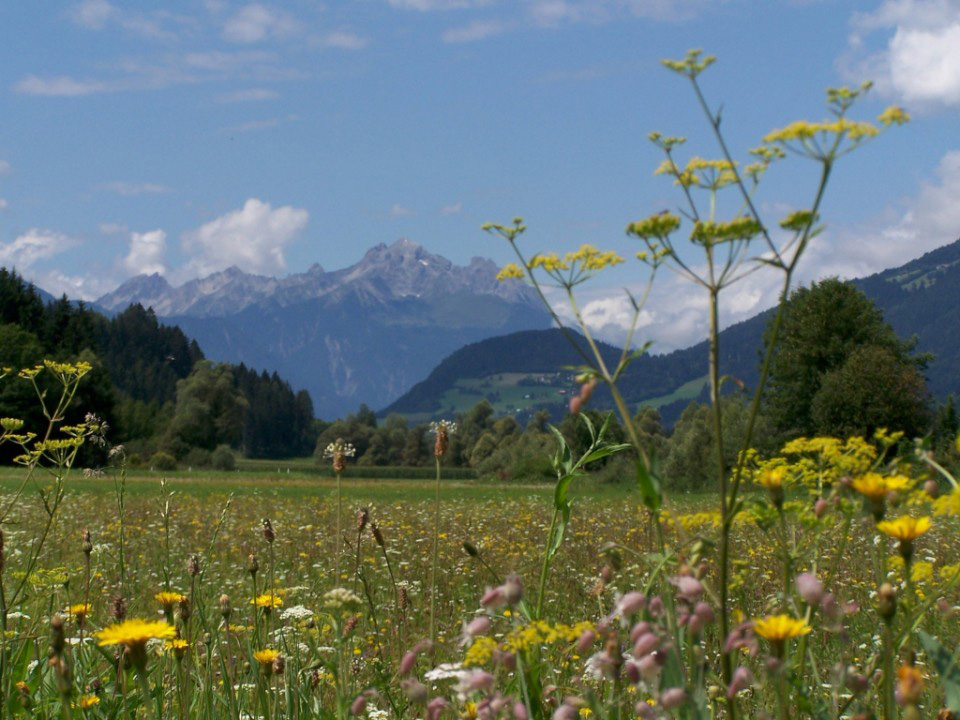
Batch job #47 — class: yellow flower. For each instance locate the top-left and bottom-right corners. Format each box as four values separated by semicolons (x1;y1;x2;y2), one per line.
155;592;186;611
876;516;931;542
849;473;910;501
756;467;785;490
96;619;176;669
75;694;100;709
752;614;811;642
496;263;525;282
878;106;909;127
68;603;92;623
166;637;190;659
253;648;280;673
627;213;681;240
251;594;283;610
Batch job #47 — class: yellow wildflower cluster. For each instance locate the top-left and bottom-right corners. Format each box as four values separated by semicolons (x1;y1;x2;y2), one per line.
463;636;498;667
771;435;878;491
661;49;716;78
627;213;681;240
689;217;763;246
496;263;526;282
932;489;960;517
501;620;594;654
850;473;912;502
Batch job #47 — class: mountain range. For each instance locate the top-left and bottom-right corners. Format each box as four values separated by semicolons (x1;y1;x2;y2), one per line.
95;239;551;419
384;238;960;426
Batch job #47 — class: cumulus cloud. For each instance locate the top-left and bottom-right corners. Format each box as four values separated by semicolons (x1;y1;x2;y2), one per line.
0;160;11;175
845;0;960;109
124;230;167;276
223;4;300;43
0;199;7;210
180;198;308;278
0;229;78;270
15;75;110;97
69;0;179;39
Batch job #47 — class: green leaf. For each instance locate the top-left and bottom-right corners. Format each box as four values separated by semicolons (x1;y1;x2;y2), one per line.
917;630;960;711
636;449;663;512
545;503;571;564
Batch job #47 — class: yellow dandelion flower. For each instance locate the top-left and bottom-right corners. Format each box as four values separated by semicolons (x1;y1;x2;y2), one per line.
752;614;811;642
876;516;931;542
96;619;176;670
253;648;280;674
850;473;910;501
68;603;92;623
155;592;186;611
251;594;283;610
75;694;100;709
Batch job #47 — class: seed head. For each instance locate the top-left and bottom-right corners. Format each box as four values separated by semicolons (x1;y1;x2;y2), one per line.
111;595;127;623
262;518;275;544
82;529;93;557
430;420;456;458
356;508;369;533
50;614;66;655
219;594;232;619
247;553;259;577
187;554;201;577
372;523;385;547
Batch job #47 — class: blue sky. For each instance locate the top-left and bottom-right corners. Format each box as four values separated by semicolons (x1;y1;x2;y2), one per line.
1;0;959;350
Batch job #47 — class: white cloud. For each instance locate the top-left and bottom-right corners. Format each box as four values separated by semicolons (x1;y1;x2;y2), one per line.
33;270;116;301
442;19;508;42
124;230;167;276
223;4;299;43
0;229;78;270
0;199;8;211
15;75;110;97
215;87;279;103
388;0;487;10
70;0;115;29
180;198;309;278
389;203;415;217
99;222;128;235
440;201;463;215
846;0;960;109
98;181;171;196
0;160;12;175
320;31;370;50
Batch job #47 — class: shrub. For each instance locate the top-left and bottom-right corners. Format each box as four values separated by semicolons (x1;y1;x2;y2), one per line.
211;444;236;471
149;450;177;471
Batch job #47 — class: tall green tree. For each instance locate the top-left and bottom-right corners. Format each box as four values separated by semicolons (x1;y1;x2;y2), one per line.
165;361;248;453
764;278;930;439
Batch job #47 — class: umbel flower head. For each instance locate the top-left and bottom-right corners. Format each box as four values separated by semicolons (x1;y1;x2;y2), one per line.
96;619;176;670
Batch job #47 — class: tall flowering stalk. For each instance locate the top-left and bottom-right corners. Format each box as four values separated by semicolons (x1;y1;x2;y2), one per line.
429;420;456;646
324;439;356;584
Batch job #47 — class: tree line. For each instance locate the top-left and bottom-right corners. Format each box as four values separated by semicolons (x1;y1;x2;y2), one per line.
0;268;316;467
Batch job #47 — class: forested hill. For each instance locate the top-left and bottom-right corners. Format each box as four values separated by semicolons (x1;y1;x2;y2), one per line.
385;238;960;424
0;267;315;461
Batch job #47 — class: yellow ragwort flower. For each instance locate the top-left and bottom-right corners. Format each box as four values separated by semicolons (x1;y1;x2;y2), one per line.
876;516;931;542
75;694;100;709
752;614;811;642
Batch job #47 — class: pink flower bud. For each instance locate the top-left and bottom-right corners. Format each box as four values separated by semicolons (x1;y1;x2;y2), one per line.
503;575;524;605
694;602;715;624
630;622;651;644
351;696;367;716
552;705;577;720
687;615;703;636
814;498;828;517
481;586;506;609
632;632;659;657
727;667;754;699
401;678;428;704
635;701;656;719
576;630;596;654
465;670;495;693
671;576;703;602
427;698;449;720
636;654;659;680
796;572;824;606
399;651;417;676
466;616;491;637
569;397;582;416
624;660;641;684
513;702;529;720
648;596;664;617
617;591;646;617
659;688;686;710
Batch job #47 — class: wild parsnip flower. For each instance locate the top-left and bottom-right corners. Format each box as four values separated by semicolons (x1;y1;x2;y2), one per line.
96;619;176;670
496;263;525;282
627;213;681;240
878;106;910;127
661;49;716;78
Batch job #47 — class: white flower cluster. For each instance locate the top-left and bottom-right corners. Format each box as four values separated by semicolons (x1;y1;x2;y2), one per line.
429;420;457;435
322;587;362;610
323;440;356;458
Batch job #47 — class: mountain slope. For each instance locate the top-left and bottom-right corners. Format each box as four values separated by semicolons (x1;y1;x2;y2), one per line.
95;240;551;419
385;239;960;423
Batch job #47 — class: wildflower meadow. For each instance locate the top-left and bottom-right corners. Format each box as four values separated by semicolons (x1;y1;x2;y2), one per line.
1;52;959;720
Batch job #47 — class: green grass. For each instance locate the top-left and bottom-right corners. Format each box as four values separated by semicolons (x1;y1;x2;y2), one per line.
637;373;707;409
